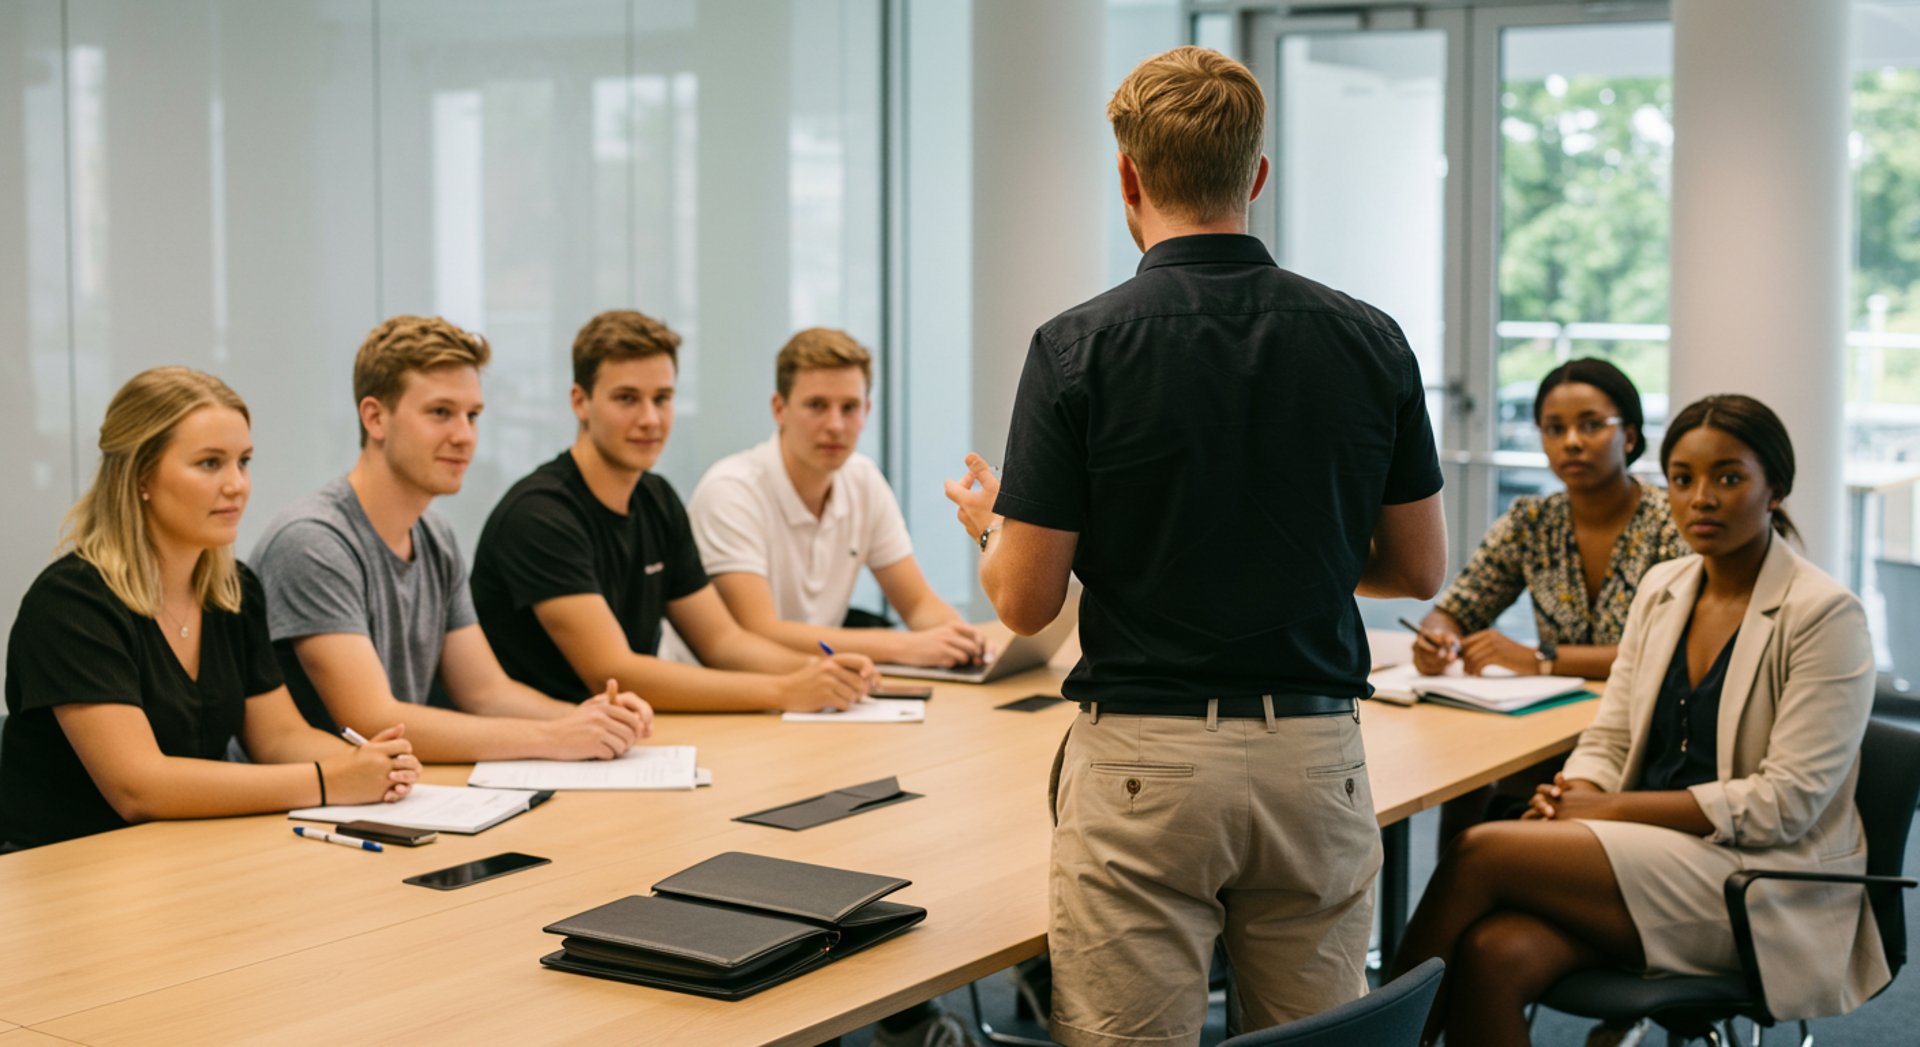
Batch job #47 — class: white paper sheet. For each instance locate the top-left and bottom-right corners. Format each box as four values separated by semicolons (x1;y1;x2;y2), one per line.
289;782;540;833
466;745;698;790
782;697;926;723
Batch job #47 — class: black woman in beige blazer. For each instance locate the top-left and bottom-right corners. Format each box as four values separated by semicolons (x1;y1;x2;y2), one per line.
1388;395;1887;1046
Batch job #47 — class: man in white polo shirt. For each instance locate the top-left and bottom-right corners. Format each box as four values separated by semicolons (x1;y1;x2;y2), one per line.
688;327;987;669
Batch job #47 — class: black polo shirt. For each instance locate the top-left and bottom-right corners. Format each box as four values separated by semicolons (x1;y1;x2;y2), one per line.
995;233;1443;704
470;451;708;700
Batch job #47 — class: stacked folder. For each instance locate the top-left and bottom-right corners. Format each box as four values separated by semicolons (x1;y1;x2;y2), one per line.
540;852;927;999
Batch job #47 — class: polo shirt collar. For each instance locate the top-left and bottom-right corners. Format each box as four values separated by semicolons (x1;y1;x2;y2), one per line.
755;433;848;527
1136;232;1277;275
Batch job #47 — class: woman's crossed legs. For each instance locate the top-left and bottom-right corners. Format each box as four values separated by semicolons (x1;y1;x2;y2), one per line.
1389;819;1645;1046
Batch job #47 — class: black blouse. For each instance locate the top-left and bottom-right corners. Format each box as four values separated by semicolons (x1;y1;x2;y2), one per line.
1639;623;1737;793
0;554;283;850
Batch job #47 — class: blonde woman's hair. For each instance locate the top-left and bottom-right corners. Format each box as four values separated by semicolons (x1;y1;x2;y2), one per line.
63;367;252;617
1107;46;1266;224
353;315;492;447
775;327;872;398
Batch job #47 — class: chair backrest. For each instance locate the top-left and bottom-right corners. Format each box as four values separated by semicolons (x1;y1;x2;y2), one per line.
1858;719;1920;976
1877;559;1920;686
1220;958;1444;1047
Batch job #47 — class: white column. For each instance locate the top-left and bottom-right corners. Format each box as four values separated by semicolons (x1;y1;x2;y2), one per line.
969;0;1109;475
901;0;1108;616
1669;0;1851;574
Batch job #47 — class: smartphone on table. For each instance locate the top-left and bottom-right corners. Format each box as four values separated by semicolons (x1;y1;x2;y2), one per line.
336;820;438;847
403;852;551;891
868;683;933;700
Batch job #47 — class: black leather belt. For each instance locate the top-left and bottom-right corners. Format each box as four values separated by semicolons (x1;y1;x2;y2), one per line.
1078;694;1357;719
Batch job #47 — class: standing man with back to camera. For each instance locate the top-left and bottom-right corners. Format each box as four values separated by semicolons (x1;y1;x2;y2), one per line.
946;46;1449;1046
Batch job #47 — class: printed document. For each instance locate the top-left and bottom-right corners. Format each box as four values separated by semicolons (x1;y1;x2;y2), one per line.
468;745;699;790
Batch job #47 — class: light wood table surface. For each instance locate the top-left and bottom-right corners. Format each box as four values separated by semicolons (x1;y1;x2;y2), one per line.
3;645;1597;1045
0;1031;75;1047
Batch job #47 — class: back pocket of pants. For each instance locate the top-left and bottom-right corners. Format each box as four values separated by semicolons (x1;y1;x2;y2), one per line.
1089;762;1196;816
1305;759;1368;811
1304;759;1366;780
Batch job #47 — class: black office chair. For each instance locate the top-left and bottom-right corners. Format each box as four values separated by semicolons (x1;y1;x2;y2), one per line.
1217;958;1444;1047
1874;558;1920;721
1539;719;1920;1046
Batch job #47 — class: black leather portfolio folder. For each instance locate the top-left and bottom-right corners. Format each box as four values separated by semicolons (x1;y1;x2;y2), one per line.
538;851;927;999
734;775;922;831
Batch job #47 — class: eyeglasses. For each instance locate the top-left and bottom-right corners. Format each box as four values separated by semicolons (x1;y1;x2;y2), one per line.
1538;416;1622;441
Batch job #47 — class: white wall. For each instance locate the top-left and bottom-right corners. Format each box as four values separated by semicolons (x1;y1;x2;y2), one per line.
0;0;882;667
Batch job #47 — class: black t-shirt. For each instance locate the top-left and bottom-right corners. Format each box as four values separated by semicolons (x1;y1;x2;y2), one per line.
995;234;1444;704
470;451;709;700
0;554;283;849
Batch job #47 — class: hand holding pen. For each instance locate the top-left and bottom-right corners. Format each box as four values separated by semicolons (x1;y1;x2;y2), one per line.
337;724;420;802
1398;616;1462;675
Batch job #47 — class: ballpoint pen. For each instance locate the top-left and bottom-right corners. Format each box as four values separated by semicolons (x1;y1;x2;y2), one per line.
1397;617;1460;655
294;826;384;852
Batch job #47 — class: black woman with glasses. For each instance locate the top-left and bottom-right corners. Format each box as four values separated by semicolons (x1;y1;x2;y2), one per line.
1412;358;1685;682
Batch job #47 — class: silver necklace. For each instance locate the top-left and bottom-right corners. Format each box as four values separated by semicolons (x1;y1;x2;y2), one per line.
157;603;192;639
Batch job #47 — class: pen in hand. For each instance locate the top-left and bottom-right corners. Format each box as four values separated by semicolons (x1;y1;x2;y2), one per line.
340;726;369;746
817;642;869;705
1396;617;1460;657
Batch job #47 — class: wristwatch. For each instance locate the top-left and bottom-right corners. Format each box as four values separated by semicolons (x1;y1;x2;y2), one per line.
1535;648;1555;676
978;523;1001;551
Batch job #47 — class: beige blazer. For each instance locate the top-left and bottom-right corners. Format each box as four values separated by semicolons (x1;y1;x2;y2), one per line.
1561;536;1889;1020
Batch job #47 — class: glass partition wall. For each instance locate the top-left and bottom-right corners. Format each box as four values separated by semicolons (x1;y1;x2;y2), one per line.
1232;2;1670;636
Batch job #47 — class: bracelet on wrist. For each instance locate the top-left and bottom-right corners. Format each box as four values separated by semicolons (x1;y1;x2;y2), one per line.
313;761;328;807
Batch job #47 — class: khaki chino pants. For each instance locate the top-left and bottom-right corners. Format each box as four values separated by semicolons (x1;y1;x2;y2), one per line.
1046;707;1383;1047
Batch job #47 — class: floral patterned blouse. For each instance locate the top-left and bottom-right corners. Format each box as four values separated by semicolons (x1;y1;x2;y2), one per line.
1434;481;1686;657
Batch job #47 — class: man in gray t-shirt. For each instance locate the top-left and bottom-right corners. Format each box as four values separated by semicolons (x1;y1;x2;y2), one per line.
248;315;653;764
253;476;475;726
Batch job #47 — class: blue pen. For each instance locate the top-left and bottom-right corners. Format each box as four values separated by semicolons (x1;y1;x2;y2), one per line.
294;826;383;852
818;641;835;657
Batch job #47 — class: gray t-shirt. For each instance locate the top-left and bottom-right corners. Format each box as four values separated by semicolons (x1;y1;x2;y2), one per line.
250;476;476;727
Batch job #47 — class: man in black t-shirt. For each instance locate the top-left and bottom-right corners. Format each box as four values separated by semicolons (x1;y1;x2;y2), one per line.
252;315;653;765
470;310;877;712
944;48;1448;1045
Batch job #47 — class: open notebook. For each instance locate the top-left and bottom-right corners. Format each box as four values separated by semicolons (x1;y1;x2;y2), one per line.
1368;663;1592;715
290;782;544;834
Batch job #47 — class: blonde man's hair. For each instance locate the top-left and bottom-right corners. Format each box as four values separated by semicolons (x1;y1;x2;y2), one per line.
1107;46;1265;224
63;367;251;617
352;315;491;446
572;309;681;392
775;327;873;398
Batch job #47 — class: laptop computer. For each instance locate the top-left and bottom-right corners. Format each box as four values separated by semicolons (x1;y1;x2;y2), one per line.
875;584;1081;684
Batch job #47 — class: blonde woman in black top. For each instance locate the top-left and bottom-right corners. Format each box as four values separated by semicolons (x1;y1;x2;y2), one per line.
0;367;418;851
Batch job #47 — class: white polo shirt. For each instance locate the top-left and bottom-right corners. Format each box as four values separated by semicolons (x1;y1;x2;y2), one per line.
687;435;915;627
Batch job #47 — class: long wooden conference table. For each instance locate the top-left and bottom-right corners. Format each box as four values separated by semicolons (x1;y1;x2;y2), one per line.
0;634;1597;1046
